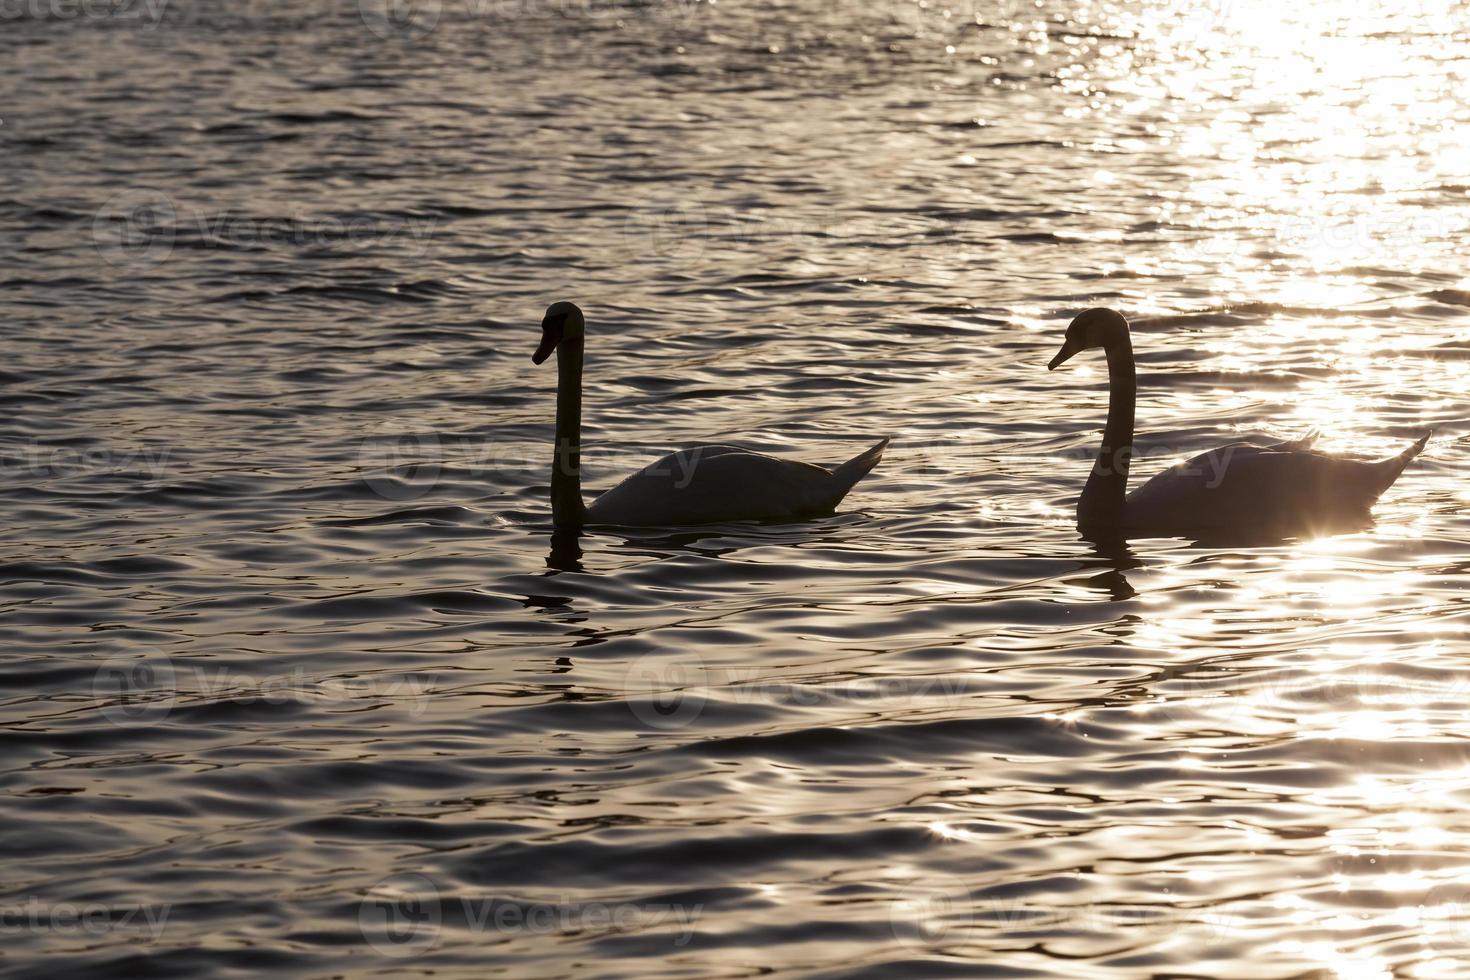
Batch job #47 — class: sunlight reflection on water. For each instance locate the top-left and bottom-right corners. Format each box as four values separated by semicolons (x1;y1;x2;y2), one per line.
1;0;1470;977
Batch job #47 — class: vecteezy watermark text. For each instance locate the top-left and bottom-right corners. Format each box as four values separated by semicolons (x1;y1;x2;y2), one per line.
3;440;171;484
359;873;701;956
93;652;434;725
356;429;1293;504
621;654;991;730
0;897;171;942
0;0;170;26
93;191;439;270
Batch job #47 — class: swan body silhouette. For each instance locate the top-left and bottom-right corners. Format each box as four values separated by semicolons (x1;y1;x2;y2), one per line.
1048;308;1428;537
533;302;888;527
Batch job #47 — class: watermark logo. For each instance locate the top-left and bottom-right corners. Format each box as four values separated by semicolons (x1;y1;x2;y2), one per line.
623;652;708;730
359;419;444;501
361;873;442;957
624;197;710;264
359;0;441;40
93;190;176;270
890;872;971;949
93;651;177;725
1416;878;1470;955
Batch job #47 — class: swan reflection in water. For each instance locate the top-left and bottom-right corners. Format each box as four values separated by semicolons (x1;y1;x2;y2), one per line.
546;527;585;574
544;518;866;575
1070;534;1144;602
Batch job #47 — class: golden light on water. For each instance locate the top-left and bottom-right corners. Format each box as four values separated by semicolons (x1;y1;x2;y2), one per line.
1113;0;1470;307
15;0;1470;977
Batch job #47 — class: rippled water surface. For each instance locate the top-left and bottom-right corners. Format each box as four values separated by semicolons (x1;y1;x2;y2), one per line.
5;1;1470;976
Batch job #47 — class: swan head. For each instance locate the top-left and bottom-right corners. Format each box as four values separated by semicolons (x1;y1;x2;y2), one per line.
533;301;586;364
1048;308;1130;370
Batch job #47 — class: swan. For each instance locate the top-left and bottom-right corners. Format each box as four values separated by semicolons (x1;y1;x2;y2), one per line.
533;302;888;527
1047;308;1428;537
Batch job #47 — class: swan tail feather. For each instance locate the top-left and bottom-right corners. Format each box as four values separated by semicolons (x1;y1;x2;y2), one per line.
1371;430;1430;493
829;437;889;501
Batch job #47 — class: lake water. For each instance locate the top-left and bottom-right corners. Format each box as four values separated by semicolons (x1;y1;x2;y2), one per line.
4;0;1470;977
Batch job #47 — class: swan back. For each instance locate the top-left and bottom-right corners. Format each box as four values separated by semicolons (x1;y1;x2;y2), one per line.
585;439;888;526
1123;435;1428;535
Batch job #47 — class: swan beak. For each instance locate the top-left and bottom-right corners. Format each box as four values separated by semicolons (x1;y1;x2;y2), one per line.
1048;339;1082;371
532;333;557;364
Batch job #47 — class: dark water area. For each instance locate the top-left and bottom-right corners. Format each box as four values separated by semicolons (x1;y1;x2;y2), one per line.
4;0;1470;976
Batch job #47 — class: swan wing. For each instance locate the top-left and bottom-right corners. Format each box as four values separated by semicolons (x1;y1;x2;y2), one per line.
585;441;883;526
1265;429;1320;453
1124;439;1422;534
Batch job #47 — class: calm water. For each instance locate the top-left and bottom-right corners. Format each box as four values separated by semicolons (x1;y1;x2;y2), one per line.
4;1;1470;977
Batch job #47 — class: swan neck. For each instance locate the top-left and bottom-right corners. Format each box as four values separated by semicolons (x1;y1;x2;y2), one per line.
1079;334;1136;528
552;336;586;527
